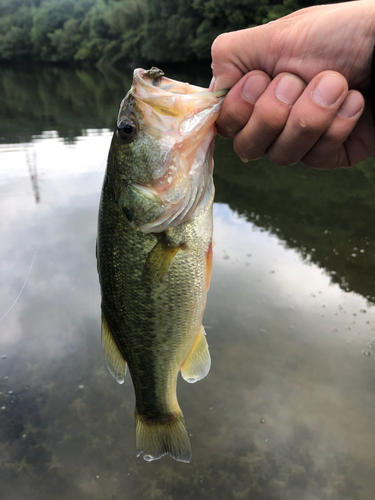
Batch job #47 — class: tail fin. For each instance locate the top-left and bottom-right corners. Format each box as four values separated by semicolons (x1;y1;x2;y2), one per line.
135;409;192;463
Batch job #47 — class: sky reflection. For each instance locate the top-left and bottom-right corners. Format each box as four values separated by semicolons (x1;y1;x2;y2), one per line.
0;131;374;500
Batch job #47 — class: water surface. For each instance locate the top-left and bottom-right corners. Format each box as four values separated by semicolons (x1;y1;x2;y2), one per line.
0;66;374;500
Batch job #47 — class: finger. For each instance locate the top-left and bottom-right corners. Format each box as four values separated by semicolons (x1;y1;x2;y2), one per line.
233;73;306;161
301;90;365;169
211;27;269;91
216;71;271;138
211;32;248;91
344;100;375;165
267;71;348;166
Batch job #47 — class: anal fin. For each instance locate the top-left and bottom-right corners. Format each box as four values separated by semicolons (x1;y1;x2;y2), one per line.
181;326;211;383
101;309;127;384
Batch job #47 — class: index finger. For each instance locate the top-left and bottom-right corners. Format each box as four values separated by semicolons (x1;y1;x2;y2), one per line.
216;71;271;138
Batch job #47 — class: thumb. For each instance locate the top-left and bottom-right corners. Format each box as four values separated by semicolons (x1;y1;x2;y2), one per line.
211;27;269;92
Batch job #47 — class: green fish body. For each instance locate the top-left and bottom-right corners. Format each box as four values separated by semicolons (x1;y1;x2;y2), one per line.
97;68;225;462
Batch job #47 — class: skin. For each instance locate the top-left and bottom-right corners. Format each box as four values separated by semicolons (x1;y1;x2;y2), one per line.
210;0;375;169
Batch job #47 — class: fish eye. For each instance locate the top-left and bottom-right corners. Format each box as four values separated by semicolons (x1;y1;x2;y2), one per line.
117;119;137;140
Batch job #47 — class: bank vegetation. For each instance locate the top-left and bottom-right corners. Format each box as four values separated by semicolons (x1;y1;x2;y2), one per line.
0;0;337;65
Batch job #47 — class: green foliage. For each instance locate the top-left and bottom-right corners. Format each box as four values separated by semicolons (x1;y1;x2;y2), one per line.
48;19;82;62
141;0;198;62
30;0;78;60
262;0;301;23
0;5;34;61
0;0;340;65
192;0;259;59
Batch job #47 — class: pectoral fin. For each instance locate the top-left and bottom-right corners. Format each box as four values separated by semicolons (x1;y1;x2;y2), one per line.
181;326;211;383
144;234;186;282
101;310;127;384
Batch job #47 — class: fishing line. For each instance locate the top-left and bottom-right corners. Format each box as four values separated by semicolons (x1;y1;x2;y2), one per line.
0;150;107;322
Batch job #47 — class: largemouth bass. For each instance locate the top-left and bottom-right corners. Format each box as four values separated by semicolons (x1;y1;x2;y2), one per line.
97;67;226;462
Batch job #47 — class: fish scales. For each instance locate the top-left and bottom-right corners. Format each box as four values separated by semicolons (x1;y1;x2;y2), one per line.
97;67;226;462
99;176;211;412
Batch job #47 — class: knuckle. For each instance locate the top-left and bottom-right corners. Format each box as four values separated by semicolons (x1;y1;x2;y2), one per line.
293;115;328;137
211;33;229;58
256;111;285;136
233;138;262;162
321;125;350;146
254;101;289;135
267;141;300;166
217;125;236;139
225;109;246;128
294;116;317;134
267;151;290;167
217;109;248;138
303;144;349;170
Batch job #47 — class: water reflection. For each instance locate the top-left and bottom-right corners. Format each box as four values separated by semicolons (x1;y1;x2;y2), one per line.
0;65;127;144
0;66;374;499
214;138;375;303
0;64;211;145
25;146;40;203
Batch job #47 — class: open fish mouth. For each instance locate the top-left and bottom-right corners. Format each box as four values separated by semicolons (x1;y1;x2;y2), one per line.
133;66;228;99
115;67;227;233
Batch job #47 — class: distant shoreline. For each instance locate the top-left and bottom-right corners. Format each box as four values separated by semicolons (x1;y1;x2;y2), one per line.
0;0;319;65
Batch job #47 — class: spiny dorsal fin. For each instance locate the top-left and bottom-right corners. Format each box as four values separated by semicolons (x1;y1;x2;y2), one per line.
101;309;127;384
181;326;211;383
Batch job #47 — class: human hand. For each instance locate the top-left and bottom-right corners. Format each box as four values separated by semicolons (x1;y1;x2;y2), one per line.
211;0;375;168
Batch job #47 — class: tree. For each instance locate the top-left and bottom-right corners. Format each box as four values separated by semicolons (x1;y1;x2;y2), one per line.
192;0;259;60
49;19;82;62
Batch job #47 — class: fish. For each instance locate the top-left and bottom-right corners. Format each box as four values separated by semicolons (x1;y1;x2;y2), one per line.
96;67;226;463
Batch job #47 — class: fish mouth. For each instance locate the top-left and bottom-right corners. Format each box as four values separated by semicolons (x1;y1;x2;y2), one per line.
118;66;227;131
119;68;226;233
133;67;228;100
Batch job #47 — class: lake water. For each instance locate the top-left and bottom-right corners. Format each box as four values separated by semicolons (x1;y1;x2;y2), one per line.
0;65;374;500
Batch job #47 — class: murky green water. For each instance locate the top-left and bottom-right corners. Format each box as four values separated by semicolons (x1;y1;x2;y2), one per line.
0;65;374;500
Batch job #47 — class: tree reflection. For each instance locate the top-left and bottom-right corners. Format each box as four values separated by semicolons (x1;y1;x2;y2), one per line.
214;138;375;304
0;65;132;144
